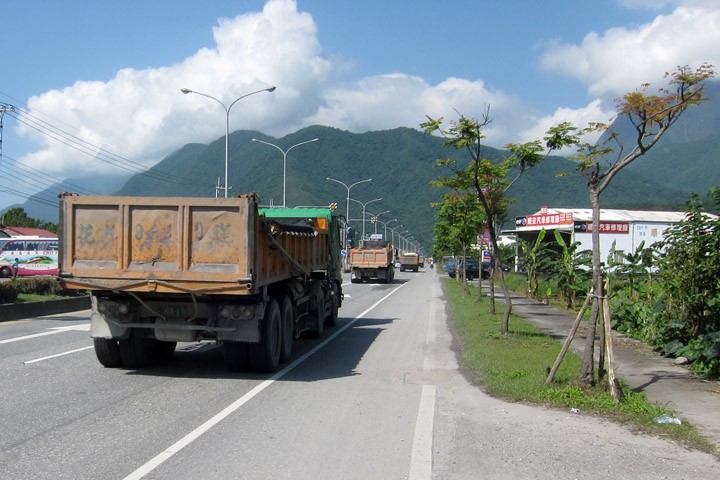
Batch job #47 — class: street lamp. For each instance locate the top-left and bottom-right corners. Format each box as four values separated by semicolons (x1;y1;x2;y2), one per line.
252;137;319;207
325;177;371;227
371;210;390;235
379;218;397;240
390;224;404;246
397;230;409;252
350;197;382;241
181;85;276;198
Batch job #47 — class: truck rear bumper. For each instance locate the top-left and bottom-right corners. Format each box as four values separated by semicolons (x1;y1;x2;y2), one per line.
89;294;263;343
351;267;389;280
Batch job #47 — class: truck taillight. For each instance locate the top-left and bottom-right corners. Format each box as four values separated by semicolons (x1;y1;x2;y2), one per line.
219;304;255;320
97;300;130;316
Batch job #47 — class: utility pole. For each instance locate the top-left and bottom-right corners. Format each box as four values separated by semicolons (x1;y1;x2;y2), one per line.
0;103;16;163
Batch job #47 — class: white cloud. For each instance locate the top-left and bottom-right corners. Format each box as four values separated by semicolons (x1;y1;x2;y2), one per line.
516;99;616;155
540;4;720;100
18;0;331;176
10;0;719;191
304;74;531;148
618;0;718;9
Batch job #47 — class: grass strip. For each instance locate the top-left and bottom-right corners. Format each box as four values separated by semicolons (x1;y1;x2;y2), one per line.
441;276;717;455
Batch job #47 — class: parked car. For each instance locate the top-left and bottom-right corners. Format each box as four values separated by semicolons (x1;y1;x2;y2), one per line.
463;258;490;280
444;257;489;280
444;258;457;278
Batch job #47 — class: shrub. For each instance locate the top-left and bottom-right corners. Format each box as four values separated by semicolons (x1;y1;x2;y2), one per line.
12;278;62;296
0;281;19;304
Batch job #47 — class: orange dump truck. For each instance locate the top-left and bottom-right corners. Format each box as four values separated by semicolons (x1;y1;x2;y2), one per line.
399;252;420;272
348;240;395;283
58;193;344;373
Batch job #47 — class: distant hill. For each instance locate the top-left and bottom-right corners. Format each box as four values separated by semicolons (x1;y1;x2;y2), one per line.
3;172;130;224
599;80;720;199
7;117;715;251
106;125;695;250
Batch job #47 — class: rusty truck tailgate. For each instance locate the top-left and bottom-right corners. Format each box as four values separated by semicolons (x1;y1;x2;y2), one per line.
350;250;390;267
59;194;254;288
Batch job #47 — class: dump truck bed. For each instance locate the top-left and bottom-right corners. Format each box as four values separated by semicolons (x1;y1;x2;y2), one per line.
58;194;330;295
348;249;393;268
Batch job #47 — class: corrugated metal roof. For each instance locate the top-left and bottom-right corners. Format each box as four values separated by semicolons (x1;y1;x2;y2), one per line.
0;227;57;237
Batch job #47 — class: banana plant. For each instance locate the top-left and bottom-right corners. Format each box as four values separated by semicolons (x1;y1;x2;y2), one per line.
550;229;592;309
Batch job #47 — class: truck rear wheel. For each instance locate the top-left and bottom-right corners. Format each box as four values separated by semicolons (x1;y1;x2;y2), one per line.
224;342;251;372
249;299;282;373
93;338;122;367
326;282;339;327
118;328;155;368
308;283;325;338
279;295;294;363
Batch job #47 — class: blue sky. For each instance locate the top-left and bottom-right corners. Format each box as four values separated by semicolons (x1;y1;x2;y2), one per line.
1;0;718;214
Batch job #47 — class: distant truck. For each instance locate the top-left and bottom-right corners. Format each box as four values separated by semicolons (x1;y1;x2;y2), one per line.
399;252;420;272
348;240;395;283
57;193;344;373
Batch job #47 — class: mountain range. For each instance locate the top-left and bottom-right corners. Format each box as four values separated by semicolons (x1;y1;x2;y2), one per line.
6;82;720;252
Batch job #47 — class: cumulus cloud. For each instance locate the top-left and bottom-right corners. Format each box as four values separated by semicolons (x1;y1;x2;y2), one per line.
10;0;719;188
18;0;330;176
303;74;531;147
515;99;616;155
539;3;720;100
618;0;718;9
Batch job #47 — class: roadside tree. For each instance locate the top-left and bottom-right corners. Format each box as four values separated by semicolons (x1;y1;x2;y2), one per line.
546;64;715;387
432;192;485;296
423;109;562;333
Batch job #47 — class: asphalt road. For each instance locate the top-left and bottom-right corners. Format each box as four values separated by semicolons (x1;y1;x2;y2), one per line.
1;270;718;479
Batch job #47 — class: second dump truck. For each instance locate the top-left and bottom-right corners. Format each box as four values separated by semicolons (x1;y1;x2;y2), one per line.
58;193;344;373
348;239;395;283
399;252;420;272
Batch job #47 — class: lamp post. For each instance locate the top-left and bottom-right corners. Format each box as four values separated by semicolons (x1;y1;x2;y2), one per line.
325;177;371;227
406;236;416;252
397;230;409;252
350;197;382;241
181;85;276;198
390;225;404;246
252;137;319;207
371;210;390;235
382;218;398;240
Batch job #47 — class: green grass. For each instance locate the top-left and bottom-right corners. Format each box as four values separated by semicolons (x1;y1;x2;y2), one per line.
442;276;717;455
17;293;67;303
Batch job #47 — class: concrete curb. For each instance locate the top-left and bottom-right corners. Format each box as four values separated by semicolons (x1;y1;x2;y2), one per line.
0;296;91;322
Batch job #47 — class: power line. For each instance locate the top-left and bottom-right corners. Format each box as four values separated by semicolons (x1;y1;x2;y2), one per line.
1;104;215;189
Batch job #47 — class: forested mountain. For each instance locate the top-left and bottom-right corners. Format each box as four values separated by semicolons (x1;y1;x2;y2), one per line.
599;80;720;198
105;125;699;250
8;107;718;251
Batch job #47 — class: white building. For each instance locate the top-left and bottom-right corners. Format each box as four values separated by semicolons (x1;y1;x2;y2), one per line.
503;206;702;268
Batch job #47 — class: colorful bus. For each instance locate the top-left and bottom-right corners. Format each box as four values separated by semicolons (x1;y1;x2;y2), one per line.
0;236;59;278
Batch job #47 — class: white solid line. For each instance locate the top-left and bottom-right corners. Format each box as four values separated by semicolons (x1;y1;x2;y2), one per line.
0;323;91;344
124;282;407;480
410;277;440;479
409;384;436;480
23;346;94;364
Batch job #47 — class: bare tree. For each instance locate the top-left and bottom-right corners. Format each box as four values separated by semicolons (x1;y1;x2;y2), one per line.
547;63;715;386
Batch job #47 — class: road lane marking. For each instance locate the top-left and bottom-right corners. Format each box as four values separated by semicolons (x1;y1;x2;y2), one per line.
410;278;441;479
409;384;436;480
0;323;90;344
124;282;408;480
24;346;94;364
